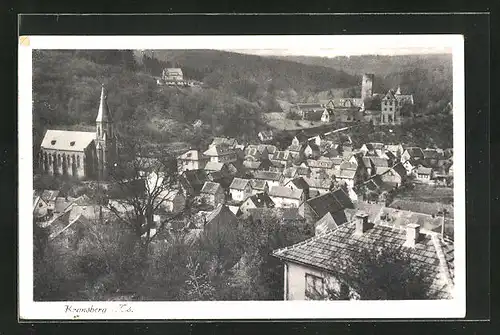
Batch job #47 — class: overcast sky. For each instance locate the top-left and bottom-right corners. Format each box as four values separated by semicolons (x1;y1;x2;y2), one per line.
226;46;452;58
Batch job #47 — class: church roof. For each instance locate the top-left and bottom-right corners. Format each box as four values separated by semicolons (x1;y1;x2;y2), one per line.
96;85;112;122
41;129;96;152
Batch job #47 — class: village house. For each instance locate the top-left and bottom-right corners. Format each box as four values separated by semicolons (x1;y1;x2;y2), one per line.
253;170;284;188
208;137;239;149
292;103;326;121
162;67;184;82
247;207;306;225
239;193;275;216
360;143;385;157
326;98;363;123
415;166;434;182
303;141;321;159
285;143;304;159
362;157;375;176
379;162;407;186
303;177;333;196
243;159;271;173
272;213;454;300
369;157;391;175
199;181;225;207
244;145;265;161
270;150;294;169
423;149;442;167
299;189;353;226
203;145;238;164
269;186;305;208
157;189;186;214
258;130;274;143
402;158;420;176
177;149;209;173
306;159;337;179
33;194;50;222
204;161;230;176
40;189;60;212
229;178;253;202
448;162;454;177
401;147;425;164
285;177;310;199
250;179;269;195
385;144;405;158
291;131;311;147
258;144;278;157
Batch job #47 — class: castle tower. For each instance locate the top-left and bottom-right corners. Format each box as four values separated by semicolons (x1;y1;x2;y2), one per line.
96;84;116;179
361;73;374;101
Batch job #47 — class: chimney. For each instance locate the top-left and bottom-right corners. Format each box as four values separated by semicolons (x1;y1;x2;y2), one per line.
404;223;420;247
355;212;370;235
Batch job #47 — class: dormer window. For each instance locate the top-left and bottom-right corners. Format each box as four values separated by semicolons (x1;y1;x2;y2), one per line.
70;141;75;146
51;140;56;145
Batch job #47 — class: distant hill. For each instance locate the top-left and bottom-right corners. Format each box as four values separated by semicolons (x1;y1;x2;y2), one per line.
270;54;452;77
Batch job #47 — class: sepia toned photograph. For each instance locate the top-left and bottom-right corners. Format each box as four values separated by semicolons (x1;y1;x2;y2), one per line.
19;35;465;319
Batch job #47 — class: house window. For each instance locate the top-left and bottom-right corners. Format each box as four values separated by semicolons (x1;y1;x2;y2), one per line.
305;273;325;300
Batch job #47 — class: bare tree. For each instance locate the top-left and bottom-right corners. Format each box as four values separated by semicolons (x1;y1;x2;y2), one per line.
102;139;192;251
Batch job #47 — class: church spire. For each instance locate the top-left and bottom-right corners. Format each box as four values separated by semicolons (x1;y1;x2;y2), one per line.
396;85;401;95
96;84;112;122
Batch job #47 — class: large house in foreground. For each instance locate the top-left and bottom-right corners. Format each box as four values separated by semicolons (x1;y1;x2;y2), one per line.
38;85;117;180
272;213;454;300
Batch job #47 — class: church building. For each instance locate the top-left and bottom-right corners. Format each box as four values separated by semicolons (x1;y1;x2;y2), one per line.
38;85;117;180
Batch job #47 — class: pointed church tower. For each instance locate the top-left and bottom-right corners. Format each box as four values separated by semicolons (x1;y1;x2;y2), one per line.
96;84;116;179
396;86;401;95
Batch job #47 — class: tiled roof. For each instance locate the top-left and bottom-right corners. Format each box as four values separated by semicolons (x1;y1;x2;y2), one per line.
339;161;358;170
304;177;331;190
210;137;238;147
250;179;268;190
307;159;334;169
41;130;96;152
306;191;351;218
286;177;309;190
364;143;385;151
283;167;298;178
272;220;454;298
178;149;207;161
253;170;282;181
269;186;304;200
230;178;251;190
287;144;303;153
405;147;425;158
296;103;325;111
373;207;446;236
296;166;311;176
204;161;225;172
389;199;454;219
337;169;357;179
203;145;235;156
245;193;275;208
391;162;407;177
200;181;223;195
206;204;238;226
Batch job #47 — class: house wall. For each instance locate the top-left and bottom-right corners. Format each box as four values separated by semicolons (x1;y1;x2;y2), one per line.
178;159;207;173
270;196;301;208
285;262;343;300
239;199;256;216
230;186;252;202
210;153;237;164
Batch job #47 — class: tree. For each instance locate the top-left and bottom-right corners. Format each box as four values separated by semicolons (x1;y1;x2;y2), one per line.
104;139;191;252
314;244;440;300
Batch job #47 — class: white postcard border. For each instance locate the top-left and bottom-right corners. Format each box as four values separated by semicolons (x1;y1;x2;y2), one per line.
19;35;465;320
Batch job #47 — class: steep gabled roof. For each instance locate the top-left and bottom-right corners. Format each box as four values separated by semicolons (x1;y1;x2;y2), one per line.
178;149;207;161
203;145;235;157
41;189;60;203
206;204;238;226
244;193;275;208
370;157;390;167
404;147;425;159
250;179;268;191
204;161;225;172
314;212;339;235
41;130;96;152
286;177;310;190
303;177;331;190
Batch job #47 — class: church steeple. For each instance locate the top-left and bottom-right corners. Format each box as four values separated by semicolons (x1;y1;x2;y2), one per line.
96;84;112;122
95;84;115;179
396;85;401;95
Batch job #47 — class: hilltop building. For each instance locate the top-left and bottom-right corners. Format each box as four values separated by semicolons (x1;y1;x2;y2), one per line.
38;85;117;180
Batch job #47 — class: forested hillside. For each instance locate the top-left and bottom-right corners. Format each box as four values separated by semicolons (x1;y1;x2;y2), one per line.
32;50;360;155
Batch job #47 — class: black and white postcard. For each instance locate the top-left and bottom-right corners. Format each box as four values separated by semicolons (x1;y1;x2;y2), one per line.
19;34;465;319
